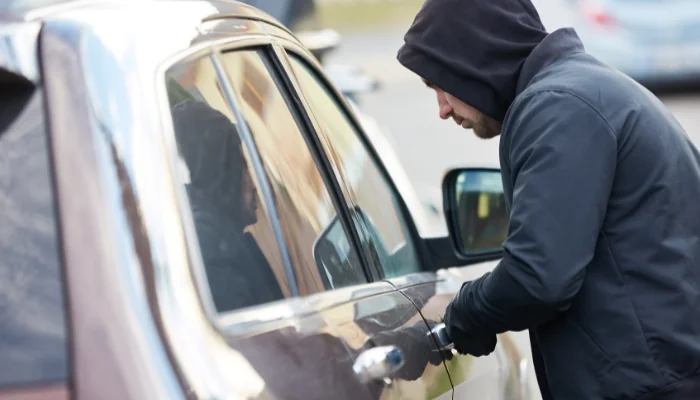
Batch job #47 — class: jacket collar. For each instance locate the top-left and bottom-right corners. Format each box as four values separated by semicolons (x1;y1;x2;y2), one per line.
515;28;585;96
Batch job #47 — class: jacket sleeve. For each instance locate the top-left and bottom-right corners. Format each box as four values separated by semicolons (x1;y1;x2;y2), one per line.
447;90;618;337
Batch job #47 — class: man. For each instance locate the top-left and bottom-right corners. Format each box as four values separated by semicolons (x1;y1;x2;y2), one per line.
397;0;700;399
171;100;284;312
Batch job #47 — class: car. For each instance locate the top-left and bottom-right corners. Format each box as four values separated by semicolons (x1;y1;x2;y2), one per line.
558;0;700;89
0;1;527;399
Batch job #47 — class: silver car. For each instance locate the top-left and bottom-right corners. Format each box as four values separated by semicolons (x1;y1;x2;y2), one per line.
566;0;700;88
0;1;528;399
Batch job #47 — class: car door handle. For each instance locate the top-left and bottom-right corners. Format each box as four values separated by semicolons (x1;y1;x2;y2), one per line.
352;346;405;383
429;323;455;351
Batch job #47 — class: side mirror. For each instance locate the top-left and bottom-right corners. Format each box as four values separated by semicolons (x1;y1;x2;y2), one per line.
443;168;508;257
312;207;385;289
312;211;362;290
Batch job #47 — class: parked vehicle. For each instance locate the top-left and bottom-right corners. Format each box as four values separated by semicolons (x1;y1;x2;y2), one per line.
564;0;700;89
0;1;528;399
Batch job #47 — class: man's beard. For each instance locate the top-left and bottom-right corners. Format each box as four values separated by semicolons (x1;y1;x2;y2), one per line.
472;115;502;139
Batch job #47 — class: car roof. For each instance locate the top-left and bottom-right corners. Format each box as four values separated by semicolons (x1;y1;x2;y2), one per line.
1;0;298;81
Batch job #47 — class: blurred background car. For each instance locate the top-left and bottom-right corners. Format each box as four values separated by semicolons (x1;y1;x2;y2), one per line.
562;0;700;90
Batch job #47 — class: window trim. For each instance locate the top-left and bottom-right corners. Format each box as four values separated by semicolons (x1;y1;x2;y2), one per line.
268;44;387;282
262;43;377;286
208;46;301;298
274;42;433;280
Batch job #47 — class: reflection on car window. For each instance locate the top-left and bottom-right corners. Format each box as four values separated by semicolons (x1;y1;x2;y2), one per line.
287;54;422;279
218;49;366;292
0;89;68;387
166;55;288;313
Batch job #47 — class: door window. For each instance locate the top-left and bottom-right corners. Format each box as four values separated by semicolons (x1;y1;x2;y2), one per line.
217;49;367;293
286;54;422;279
165;55;289;313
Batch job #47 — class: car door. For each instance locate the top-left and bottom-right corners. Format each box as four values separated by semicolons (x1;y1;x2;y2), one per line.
274;47;456;399
278;47;520;399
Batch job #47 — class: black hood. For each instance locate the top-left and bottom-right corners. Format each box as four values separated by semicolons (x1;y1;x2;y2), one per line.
397;0;548;121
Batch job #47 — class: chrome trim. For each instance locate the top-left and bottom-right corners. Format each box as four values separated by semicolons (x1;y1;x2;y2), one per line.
216;281;396;335
0;22;40;82
209;45;300;297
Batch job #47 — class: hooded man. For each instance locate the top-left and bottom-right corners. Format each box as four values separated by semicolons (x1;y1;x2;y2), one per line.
397;0;700;399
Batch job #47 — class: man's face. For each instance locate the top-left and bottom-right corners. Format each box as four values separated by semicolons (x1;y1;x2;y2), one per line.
424;80;502;139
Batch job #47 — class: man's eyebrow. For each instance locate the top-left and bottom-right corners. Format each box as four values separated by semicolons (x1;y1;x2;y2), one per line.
421;78;433;88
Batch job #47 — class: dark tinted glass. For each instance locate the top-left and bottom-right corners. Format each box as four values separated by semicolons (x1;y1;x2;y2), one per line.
0;87;69;387
286;54;422;279
219;49;366;292
165;55;288;313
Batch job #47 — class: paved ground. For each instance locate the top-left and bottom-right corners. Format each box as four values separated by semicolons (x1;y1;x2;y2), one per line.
326;18;700;400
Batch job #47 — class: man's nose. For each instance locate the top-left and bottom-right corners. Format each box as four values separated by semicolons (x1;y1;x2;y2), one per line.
439;103;453;120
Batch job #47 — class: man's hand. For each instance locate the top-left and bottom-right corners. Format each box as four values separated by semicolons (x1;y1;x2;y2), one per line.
444;297;497;357
449;330;497;357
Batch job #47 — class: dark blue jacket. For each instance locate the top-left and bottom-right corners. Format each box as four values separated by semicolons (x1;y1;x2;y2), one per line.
397;1;700;398
458;28;700;399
